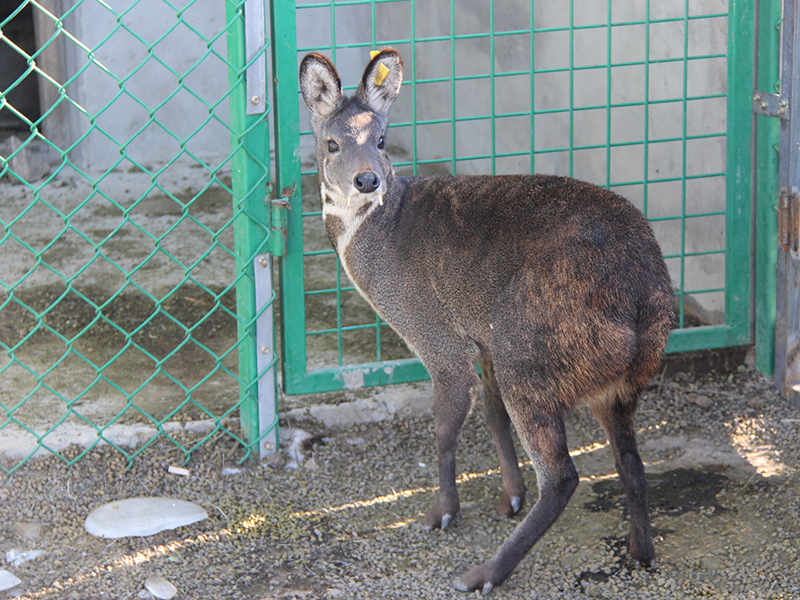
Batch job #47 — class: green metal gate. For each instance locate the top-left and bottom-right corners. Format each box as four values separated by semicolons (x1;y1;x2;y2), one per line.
0;0;784;472
272;0;782;396
0;0;275;473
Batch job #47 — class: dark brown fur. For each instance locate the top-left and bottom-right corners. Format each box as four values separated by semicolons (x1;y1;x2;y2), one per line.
300;50;674;594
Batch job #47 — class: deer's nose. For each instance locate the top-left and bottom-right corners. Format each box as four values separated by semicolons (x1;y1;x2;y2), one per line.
354;172;380;194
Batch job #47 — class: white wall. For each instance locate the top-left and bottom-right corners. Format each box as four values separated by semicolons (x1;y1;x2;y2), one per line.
48;0;730;324
52;0;231;172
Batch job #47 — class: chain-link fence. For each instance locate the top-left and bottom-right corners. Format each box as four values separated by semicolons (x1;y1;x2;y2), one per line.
0;0;274;474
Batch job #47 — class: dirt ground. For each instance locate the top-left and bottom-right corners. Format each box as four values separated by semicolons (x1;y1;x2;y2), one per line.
1;166;799;600
1;366;799;600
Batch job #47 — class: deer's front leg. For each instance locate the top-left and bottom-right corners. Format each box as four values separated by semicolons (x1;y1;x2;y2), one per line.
421;365;476;530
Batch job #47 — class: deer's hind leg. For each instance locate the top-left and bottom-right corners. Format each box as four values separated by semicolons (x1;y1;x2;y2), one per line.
591;390;655;566
477;352;527;518
456;398;578;594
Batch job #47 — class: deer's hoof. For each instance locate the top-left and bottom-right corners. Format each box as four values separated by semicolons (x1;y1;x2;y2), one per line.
630;535;656;567
454;562;499;594
422;499;459;530
496;490;526;518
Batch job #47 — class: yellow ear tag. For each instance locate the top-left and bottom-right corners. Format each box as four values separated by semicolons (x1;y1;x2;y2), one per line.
374;62;390;86
369;50;380;60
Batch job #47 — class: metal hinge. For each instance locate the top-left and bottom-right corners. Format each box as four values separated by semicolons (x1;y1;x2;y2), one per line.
268;183;295;257
778;187;800;252
753;91;791;121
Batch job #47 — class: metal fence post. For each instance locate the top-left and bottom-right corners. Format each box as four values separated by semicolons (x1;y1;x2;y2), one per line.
225;0;274;449
774;0;800;406
754;0;782;377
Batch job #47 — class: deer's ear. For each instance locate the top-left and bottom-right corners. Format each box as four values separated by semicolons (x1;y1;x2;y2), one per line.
355;49;403;118
299;53;343;123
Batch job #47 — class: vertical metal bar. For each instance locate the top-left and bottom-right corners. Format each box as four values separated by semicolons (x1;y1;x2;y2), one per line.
489;0;496;175
568;0;575;177
254;253;278;457
245;0;267;115
605;1;612;190
226;0;271;449
410;0;418;176
775;0;800;406
642;2;651;216
450;0;456;174
269;0;304;393
725;0;756;344
755;0;781;376
336;263;343;365
529;1;535;174
679;0;689;328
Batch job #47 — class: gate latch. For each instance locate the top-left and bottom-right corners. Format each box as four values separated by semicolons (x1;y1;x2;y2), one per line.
753;91;790;121
268;183;295;257
778;187;800;252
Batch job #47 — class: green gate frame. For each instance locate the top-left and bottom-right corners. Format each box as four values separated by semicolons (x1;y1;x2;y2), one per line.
270;0;780;397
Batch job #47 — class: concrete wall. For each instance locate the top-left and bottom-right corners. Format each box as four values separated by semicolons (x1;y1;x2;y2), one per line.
36;0;231;172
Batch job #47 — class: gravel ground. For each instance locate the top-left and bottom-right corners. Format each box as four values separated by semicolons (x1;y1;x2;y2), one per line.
2;367;800;600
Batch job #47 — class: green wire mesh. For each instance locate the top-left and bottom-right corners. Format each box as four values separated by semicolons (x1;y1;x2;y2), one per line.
279;0;752;395
0;0;272;474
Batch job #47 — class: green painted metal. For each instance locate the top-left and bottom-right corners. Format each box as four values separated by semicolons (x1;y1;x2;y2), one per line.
273;0;766;396
754;0;782;376
0;0;274;474
270;0;305;393
722;0;756;346
225;0;273;449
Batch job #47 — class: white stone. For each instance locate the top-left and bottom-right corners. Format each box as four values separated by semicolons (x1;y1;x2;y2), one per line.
0;570;21;591
6;548;44;567
145;575;178;599
84;498;208;538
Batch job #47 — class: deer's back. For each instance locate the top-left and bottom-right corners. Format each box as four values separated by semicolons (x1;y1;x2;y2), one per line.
344;174;673;386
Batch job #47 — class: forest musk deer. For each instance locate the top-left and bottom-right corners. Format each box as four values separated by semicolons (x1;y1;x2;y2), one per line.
299;49;674;594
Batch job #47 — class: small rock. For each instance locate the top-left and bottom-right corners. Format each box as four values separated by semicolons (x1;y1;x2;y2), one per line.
138;590;154;599
262;452;285;469
687;393;713;409
85;498;208;538
184;419;215;435
0;570;22;592
304;457;320;471
6;548;44;567
746;398;764;410
11;522;44;541
325;589;345;599
145;575;177;599
286;428;314;464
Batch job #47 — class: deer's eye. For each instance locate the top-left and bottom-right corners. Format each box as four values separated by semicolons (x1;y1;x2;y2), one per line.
327;140;339;153
377;136;385;150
